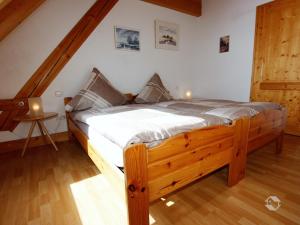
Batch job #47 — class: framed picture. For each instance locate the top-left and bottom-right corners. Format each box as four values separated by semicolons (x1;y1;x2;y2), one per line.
155;20;179;50
219;35;230;53
114;26;140;51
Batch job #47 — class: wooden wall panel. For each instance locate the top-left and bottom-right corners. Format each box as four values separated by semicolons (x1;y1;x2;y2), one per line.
0;0;119;131
0;0;45;41
142;0;201;17
250;0;300;136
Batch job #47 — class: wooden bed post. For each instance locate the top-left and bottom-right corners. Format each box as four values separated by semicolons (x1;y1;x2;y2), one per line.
276;132;284;154
124;144;149;225
228;117;250;186
64;97;74;141
276;108;287;154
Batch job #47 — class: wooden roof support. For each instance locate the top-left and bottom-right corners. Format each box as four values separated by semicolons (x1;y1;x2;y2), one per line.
0;0;46;41
142;0;201;17
0;0;119;131
0;98;28;111
0;0;12;10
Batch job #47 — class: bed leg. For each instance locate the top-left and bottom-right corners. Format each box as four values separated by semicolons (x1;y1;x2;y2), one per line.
276;132;284;154
67;128;74;141
276;108;287;154
228;117;250;187
65;114;74;141
124;144;149;225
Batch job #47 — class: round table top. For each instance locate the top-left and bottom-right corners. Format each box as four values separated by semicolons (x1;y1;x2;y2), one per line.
14;112;58;122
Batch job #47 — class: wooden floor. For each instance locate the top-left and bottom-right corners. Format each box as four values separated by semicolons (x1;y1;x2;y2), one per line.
0;135;299;225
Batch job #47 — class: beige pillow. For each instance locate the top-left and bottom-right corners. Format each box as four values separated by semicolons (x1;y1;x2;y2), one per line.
65;68;127;112
135;73;173;104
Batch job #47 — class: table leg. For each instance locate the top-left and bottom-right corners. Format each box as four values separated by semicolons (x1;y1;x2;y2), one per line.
38;121;58;151
21;121;36;157
37;121;48;144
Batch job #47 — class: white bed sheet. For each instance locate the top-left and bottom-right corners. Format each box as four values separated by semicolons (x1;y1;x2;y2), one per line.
75;121;125;168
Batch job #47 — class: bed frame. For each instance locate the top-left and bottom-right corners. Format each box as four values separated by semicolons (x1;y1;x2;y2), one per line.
247;108;286;154
64;96;286;225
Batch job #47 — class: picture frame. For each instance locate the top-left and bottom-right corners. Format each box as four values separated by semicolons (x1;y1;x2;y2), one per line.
155;20;179;50
219;35;230;53
114;26;140;51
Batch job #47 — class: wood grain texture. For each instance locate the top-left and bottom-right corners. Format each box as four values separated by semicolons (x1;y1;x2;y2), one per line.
250;0;300;136
0;0;12;10
0;131;68;153
13;112;58;122
0;135;299;225
148;136;234;181
148;125;234;163
260;82;300;91
0;0;45;41
146;120;243;202
0;98;28;111
142;0;201;17
0;0;118;131
228;117;249;186
248;109;287;153
124;144;149;225
148;148;232;202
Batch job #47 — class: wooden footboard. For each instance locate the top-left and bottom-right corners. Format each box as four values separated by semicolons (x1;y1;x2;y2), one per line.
123;118;249;225
248;108;287;154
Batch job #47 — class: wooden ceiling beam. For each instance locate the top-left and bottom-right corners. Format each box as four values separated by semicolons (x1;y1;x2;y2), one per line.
0;98;28;111
0;0;46;41
142;0;201;17
0;0;12;10
0;0;119;131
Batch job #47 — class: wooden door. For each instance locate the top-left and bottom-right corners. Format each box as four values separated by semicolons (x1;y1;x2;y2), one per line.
251;0;300;136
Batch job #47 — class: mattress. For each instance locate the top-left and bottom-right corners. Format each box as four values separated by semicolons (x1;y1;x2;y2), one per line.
73;120;125;168
70;99;281;168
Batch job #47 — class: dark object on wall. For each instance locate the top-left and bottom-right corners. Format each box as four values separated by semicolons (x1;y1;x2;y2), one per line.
114;26;140;51
220;35;230;53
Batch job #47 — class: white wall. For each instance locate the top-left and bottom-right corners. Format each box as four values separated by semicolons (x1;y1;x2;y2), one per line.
0;0;197;142
191;0;270;101
0;0;274;142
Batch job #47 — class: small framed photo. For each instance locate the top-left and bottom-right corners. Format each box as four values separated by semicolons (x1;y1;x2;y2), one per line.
220;35;230;53
114;26;140;51
155;20;179;50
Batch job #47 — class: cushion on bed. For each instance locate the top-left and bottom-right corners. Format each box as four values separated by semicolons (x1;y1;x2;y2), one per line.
65;68;127;112
135;73;173;103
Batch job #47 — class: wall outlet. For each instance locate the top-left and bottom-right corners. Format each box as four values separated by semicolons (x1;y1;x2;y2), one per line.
55;91;63;97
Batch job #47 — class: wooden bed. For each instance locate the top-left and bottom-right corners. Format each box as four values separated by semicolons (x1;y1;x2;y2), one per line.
247;108;286;154
64;96;286;225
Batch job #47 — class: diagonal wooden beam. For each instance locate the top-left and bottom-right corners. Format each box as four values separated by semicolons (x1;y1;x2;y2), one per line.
0;0;46;41
0;98;28;111
142;0;201;17
0;0;119;131
0;0;12;10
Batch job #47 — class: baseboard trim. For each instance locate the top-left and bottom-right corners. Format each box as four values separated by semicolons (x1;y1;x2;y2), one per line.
0;132;69;154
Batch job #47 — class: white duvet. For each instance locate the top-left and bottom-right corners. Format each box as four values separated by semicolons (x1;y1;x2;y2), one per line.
74;105;226;149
